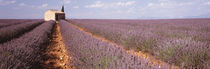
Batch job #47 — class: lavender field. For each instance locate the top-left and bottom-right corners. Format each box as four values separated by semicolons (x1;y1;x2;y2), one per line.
0;20;56;68
69;19;210;68
0;19;209;69
59;20;173;69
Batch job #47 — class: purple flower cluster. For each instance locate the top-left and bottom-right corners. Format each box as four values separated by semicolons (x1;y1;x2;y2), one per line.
158;38;209;68
59;20;171;69
0;20;44;43
69;19;210;68
0;19;40;23
0;19;35;28
0;20;55;69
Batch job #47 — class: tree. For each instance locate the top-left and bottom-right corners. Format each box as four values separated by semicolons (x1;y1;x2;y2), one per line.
61;5;64;12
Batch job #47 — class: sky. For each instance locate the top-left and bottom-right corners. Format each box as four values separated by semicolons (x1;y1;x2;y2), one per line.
0;0;210;19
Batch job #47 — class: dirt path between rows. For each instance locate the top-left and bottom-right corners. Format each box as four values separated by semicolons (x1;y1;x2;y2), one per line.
70;22;179;69
41;23;73;69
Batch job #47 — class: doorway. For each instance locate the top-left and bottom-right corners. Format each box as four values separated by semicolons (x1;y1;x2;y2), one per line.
55;14;59;21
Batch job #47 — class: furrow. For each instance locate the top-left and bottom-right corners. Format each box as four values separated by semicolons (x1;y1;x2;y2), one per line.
42;23;72;69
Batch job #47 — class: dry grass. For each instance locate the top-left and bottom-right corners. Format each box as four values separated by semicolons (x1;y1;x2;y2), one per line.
41;23;73;69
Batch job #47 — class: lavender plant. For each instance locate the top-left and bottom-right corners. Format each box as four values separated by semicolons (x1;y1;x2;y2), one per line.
0;20;44;43
59;20;172;69
0;19;34;28
0;19;35;23
69;19;210;68
0;20;55;69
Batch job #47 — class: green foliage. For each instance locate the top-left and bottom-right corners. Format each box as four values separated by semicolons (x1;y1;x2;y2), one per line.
166;33;186;38
158;40;209;68
193;36;210;44
154;31;187;39
139;38;157;54
170;26;191;31
121;36;157;53
201;27;210;32
94;56;113;69
61;5;64;12
158;45;177;63
121;35;141;51
155;31;165;37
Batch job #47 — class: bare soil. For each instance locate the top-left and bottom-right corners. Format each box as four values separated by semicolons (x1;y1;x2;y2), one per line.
41;23;72;69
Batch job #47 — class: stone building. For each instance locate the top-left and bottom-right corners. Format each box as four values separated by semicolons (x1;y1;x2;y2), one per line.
44;10;65;21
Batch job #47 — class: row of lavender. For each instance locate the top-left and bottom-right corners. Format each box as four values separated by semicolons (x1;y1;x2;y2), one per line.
69;19;210;68
59;20;172;69
0;19;40;23
0;20;44;43
0;19;38;28
0;22;21;28
0;20;55;69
